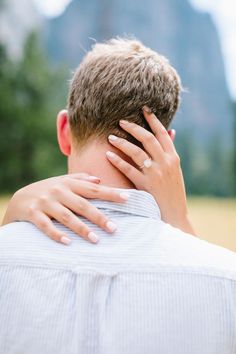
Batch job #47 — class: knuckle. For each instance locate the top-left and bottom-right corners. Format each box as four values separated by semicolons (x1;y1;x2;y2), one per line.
145;133;155;144
164;158;172;169
89;184;100;194
50;184;63;197
161;127;168;135
132;148;143;159
116;158;124;168
76;199;86;211
61;210;71;224
106;188;119;199
122;163;132;174
38;219;49;230
158;168;164;177
155;169;163;180
161;159;174;176
118;138;126;147
27;204;37;218
61;176;71;185
170;153;181;166
38;195;49;207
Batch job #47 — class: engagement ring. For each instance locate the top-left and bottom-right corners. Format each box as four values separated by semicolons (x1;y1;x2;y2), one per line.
139;158;152;169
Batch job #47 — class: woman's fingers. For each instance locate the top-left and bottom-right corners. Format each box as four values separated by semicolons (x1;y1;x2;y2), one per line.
30;210;72;245
60;179;130;203
56;190;117;234
65;173;101;184
142;107;176;153
25;178;131;243
30;188;120;244
108;134;149;167
119;120;163;160
106;151;144;188
45;203;100;244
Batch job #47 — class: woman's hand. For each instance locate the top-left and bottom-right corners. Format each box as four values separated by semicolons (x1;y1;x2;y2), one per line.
2;174;129;245
106;106;196;235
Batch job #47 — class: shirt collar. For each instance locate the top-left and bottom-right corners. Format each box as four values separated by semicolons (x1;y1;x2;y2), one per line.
90;189;161;220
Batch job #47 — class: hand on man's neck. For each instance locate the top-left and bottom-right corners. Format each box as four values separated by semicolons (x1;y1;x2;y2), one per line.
68;139;135;189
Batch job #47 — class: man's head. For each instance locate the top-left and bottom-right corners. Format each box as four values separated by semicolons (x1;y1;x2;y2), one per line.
57;38;181;186
67;38;181;148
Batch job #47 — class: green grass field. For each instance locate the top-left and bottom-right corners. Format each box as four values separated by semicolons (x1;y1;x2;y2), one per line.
1;196;236;252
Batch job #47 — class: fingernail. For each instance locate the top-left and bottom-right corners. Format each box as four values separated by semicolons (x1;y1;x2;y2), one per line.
119;192;129;201
106;151;116;158
87;176;101;183
61;236;72;245
108;134;118;141
171;129;176;142
88;232;99;243
106;221;117;233
143;106;152;114
119;120;128;125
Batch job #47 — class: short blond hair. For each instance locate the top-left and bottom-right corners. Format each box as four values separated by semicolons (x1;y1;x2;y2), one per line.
68;38;181;147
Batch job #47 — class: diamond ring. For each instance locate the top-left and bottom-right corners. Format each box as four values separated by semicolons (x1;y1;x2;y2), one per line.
139;158;152;169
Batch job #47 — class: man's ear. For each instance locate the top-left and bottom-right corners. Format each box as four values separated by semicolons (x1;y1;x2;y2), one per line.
57;110;72;156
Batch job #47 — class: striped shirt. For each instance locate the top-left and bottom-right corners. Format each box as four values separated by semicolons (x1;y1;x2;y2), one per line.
0;189;236;354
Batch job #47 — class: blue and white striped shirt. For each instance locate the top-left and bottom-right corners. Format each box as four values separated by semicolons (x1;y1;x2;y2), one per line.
0;189;236;354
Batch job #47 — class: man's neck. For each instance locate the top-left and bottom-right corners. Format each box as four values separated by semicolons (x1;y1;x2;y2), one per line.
68;139;135;189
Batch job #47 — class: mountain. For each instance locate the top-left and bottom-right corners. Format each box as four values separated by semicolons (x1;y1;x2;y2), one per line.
45;0;233;149
0;0;42;59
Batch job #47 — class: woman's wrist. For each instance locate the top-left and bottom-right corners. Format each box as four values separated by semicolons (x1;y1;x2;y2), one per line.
2;192;18;225
2;188;26;225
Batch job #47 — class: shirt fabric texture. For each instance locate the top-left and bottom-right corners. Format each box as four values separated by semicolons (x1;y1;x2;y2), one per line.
0;189;236;354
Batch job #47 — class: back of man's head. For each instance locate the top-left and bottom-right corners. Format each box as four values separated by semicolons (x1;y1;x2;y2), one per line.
68;38;181;148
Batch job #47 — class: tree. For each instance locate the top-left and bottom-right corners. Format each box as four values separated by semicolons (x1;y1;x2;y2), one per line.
0;32;67;192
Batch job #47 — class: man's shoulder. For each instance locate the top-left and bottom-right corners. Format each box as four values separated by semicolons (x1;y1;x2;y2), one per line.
0;221;56;261
159;222;236;280
0;221;46;242
1;220;236;281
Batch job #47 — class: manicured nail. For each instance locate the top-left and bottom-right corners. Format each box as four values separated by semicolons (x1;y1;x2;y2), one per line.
108;134;118;141
169;129;176;142
61;236;72;245
143;105;152;114
87;176;101;183
106;151;116;158
88;232;99;243
106;221;117;233
119;120;128;125
119;192;129;201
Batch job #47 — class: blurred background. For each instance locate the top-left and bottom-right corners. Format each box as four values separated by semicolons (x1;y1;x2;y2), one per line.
0;0;235;249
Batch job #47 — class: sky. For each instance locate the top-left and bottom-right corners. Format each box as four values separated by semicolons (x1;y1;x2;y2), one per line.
33;0;72;17
190;0;236;99
33;0;236;98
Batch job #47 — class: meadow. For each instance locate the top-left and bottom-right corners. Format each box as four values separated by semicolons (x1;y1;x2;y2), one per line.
1;196;236;252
